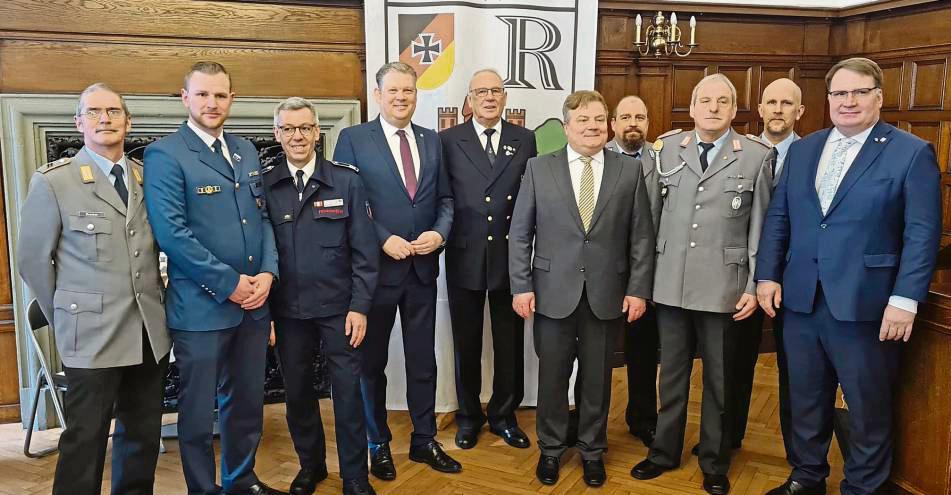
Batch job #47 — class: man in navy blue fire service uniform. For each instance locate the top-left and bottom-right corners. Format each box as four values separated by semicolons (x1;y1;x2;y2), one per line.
262;97;379;495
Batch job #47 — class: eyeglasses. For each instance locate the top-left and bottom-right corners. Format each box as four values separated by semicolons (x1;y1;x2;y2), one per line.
80;108;125;120
470;87;505;98
279;125;317;136
828;87;879;100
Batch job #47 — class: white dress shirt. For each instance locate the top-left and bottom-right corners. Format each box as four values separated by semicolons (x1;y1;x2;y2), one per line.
472;118;502;154
761;131;799;178
696;130;730;166
566;146;604;207
188;120;233;167
379;117;421;186
86;148;129;191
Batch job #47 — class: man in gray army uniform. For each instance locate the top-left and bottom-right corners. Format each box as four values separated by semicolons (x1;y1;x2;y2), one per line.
17;83;171;495
630;73;774;495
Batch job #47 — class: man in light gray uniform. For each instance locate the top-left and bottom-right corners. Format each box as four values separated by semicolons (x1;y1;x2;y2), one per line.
17;83;171;495
630;74;774;495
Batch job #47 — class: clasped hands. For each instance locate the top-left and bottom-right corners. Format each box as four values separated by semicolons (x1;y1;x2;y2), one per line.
382;231;442;260
228;272;274;310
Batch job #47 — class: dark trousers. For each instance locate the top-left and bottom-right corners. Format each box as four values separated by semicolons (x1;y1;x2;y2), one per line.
447;284;524;431
361;272;437;448
534;291;620;460
727;310;764;446
54;333;168;495
275;315;368;483
171;313;269;495
772;310;797;465
623;304;659;434
650;305;735;475
784;287;900;495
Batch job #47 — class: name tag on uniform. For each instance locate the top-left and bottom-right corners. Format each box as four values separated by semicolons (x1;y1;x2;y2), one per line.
78;211;105;217
314;198;344;208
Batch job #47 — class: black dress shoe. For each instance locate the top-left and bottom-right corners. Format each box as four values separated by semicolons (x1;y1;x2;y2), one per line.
536;455;560;485
630;459;669;480
289;466;328;495
582;459;607;487
243;482;289;495
765;479;827;495
370;443;397;481
489;425;531;449
409;441;462;473
630;428;655;448
702;473;730;495
455;429;479;449
342;480;377;495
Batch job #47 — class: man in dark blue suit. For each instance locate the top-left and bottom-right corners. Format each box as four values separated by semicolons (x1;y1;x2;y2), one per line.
332;62;458;480
756;57;942;495
144;62;285;495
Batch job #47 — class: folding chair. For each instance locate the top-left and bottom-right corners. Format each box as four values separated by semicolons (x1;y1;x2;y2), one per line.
23;298;67;458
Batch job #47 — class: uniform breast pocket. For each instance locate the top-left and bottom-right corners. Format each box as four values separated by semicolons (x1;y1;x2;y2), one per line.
660;174;682;212
68;215;114;262
722;179;755;218
313;205;348;259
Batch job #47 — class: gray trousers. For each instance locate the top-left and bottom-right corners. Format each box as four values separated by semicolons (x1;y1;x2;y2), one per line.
649;305;736;475
533;291;621;460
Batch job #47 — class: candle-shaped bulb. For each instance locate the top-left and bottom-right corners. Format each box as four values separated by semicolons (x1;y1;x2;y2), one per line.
690;16;696;45
635;14;642;44
670;12;678;41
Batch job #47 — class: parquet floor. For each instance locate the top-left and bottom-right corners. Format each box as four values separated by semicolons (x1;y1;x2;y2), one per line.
0;354;844;494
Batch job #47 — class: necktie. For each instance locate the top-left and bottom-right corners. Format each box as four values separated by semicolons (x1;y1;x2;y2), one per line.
577;156;595;232
396;129;418;200
110;164;128;205
212;138;223;155
818;137;856;215
699;142;715;172
484;128;497;167
295;169;305;201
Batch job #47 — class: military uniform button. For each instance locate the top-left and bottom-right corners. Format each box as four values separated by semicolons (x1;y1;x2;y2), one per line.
136;292;141;298
738;184;744;190
135;271;141;279
690;242;697;248
86;223;95;231
580;267;585;272
133;250;140;257
485;196;491;202
695;204;701;210
248;256;254;262
488;236;494;241
129;229;135;236
698;186;704;192
235;183;240;189
69;303;78;310
506;215;511;220
692;223;698;229
488;216;493;222
505;234;509;240
507;195;512;201
242;218;247;224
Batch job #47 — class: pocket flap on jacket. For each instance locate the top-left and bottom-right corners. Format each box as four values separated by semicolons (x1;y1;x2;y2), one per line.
724;247;749;265
53;290;103;314
724;178;755;194
864;253;899;267
532;256;551;272
68;215;113;235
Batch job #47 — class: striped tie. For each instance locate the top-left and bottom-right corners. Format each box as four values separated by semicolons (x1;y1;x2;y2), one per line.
578;156;595;232
817;137;856;215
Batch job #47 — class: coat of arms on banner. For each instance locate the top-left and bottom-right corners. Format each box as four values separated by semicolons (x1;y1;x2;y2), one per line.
398;13;454;90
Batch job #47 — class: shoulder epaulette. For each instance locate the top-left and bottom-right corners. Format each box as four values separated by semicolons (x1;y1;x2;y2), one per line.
127;156;144;167
262;164;277;174
332;161;360;173
745;134;772;148
657;129;683;140
38;156;72;174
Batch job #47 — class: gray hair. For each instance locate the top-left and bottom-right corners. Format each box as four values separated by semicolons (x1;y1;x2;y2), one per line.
75;82;131;118
691;74;737;107
468;68;504;89
375;62;417;88
273;97;318;128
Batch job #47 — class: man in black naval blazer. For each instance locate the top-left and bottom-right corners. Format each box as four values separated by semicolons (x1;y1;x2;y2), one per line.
440;68;538;450
263;98;379;495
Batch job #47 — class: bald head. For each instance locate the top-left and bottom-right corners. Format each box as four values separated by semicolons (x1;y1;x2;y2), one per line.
758;78;804;144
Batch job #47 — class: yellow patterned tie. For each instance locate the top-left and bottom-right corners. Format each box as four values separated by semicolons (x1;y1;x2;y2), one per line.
578;156;595;232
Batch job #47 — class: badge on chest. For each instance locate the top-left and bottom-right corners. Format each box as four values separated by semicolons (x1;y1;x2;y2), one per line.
313;198;348;219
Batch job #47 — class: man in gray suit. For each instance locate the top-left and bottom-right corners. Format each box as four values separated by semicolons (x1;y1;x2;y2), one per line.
630;74;774;495
17;83;171;495
509;90;654;488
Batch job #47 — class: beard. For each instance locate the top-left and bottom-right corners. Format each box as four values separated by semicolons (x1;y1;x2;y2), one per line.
765;119;791;137
618;128;645;152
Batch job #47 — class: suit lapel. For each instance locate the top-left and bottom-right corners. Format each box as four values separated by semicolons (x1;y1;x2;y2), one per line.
549;148;586;233
805;128;833;215
699;129;737;183
824;122;893;217
74;148;127;216
588;152;622;231
180;123;235;181
487;121;520;188
413;124;432;194
370;118;412;201
458;123;492;180
222;133;246;179
677;133;704;179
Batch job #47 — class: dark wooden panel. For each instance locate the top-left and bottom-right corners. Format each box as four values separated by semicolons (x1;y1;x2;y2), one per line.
598;14;633;51
864;7;951;55
0;0;363;45
910;58;948;110
0;329;19;412
671;65;708;112
718;66;753;112
880;62;905;111
799;74;830;136
906;121;941;146
759;67;796;95
637;67;670;140
0;39;364;98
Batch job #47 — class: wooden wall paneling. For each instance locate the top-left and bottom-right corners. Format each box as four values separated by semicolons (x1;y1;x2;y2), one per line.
910;57;948;111
939;121;951;173
863;7;951;55
717;65;754;112
798;68;832;136
671;64;709;111
879;61;905;111
0;146;14;424
906;121;942;147
636;63;672;140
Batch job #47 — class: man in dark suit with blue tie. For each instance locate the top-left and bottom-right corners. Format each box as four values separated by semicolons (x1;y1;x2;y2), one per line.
144;62;285;495
333;61;459;480
439;68;537;451
756;57;942;495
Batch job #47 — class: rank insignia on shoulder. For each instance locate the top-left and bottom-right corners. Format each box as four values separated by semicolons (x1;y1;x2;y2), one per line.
196;185;222;195
732;139;742;152
262;165;276;174
657;129;683;140
332;161;360;173
745;134;771;148
679;134;692;147
39;156;72;174
80;165;95;183
132;167;143;185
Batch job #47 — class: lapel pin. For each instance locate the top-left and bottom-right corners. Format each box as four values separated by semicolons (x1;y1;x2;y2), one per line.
233;152;242;162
